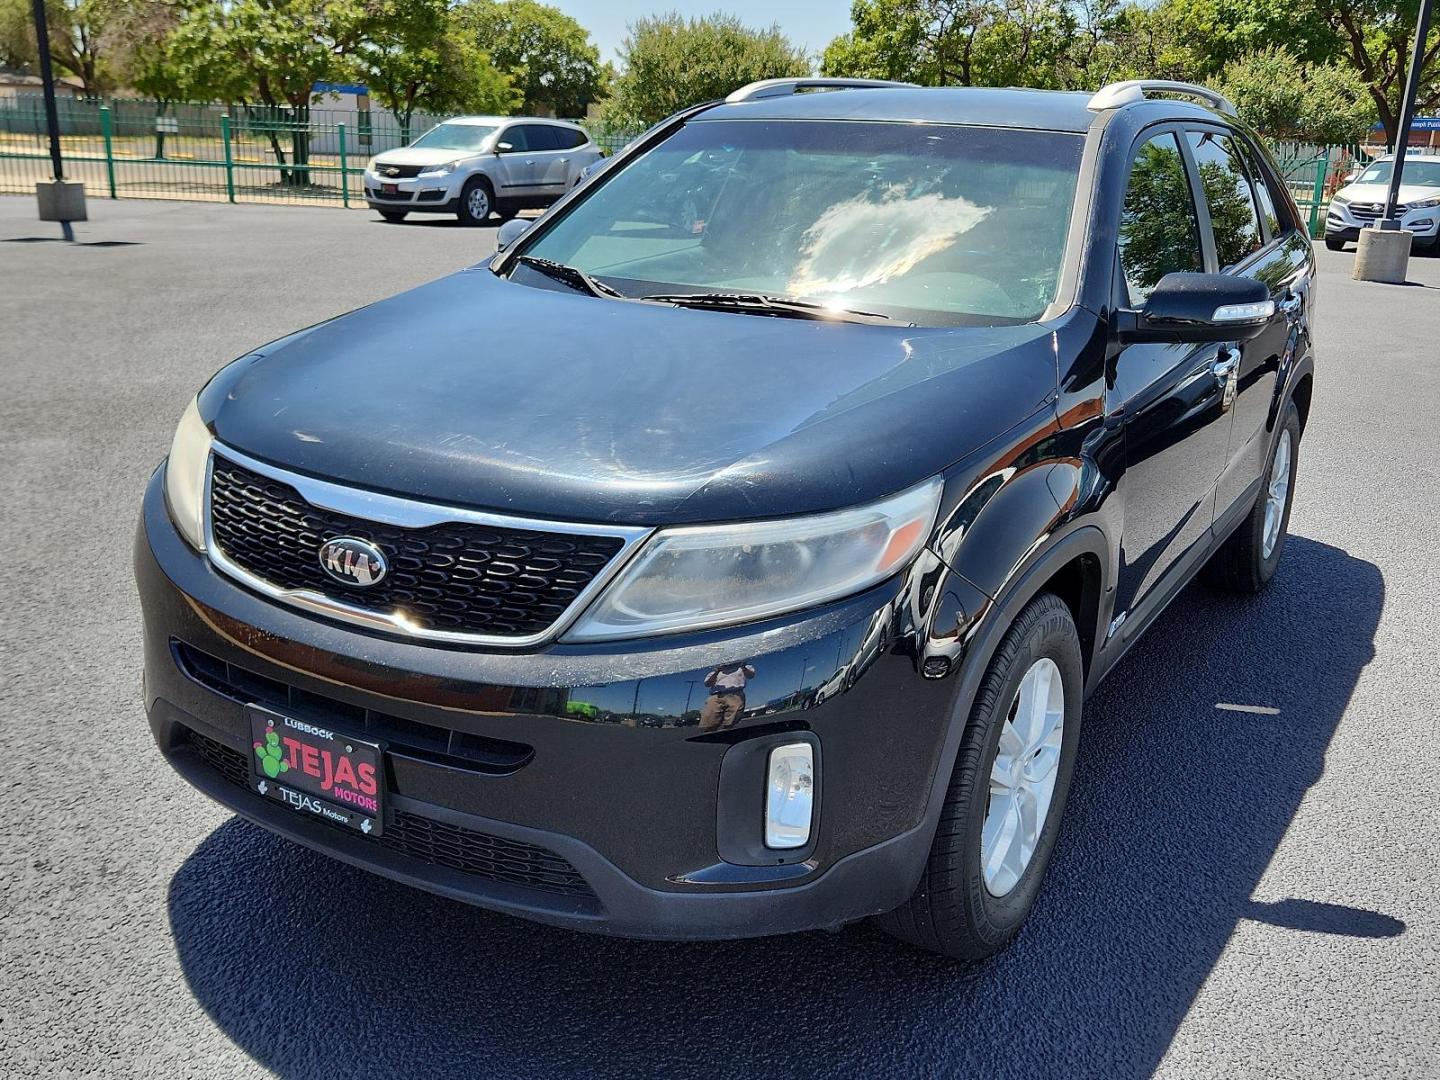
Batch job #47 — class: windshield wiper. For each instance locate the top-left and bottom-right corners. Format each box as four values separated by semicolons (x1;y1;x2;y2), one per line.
516;256;625;299
639;291;896;325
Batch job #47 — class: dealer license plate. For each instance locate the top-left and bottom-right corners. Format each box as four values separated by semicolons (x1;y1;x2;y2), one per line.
247;704;384;836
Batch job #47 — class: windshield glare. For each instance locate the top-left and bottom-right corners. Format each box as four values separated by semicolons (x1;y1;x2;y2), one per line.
409;123;496;152
1355;159;1440;187
517;120;1084;325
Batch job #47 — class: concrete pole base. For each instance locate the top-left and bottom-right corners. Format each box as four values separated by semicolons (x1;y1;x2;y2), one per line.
36;179;87;223
1353;226;1412;283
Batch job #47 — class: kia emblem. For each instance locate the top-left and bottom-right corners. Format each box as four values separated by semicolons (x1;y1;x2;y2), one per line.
318;537;388;587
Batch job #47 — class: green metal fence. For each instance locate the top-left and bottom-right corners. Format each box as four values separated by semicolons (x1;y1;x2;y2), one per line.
2;94;1372;231
1270;141;1382;238
1;95;634;209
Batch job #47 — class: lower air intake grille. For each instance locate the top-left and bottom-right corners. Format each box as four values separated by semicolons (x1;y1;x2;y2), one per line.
184;727;596;899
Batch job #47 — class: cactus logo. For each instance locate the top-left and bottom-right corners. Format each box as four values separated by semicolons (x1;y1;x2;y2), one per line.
253;720;290;779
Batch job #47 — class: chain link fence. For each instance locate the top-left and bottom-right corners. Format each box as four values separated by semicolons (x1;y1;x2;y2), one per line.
1;95;634;209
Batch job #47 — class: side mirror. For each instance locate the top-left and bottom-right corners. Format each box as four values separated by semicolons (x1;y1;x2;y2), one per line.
496;217;532;252
494;141;513;154
1117;272;1274;344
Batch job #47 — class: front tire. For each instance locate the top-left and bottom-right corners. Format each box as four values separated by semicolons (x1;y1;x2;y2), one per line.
1204;399;1301;593
457;177;494;225
378;210;408;223
876;593;1083;960
1324;235;1346;251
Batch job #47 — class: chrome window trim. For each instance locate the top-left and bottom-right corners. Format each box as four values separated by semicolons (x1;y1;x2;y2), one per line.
202;443;653;648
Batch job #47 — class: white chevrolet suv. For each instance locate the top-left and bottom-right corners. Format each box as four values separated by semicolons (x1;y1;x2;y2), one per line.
364;116;603;225
1325;153;1440;252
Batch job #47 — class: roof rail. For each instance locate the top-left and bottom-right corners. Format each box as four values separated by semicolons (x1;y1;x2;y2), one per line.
725;77;916;104
1088;80;1237;116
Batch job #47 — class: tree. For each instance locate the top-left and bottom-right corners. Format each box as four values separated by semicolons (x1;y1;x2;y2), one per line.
457;0;606;117
1219;45;1375;145
121;1;191;157
337;0;516;140
604;13;809;131
1309;0;1440;146
160;0;350;185
1142;0;1436;145
821;0;1077;88
0;0;131;94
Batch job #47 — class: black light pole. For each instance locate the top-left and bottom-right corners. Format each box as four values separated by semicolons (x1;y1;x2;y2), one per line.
30;0;75;239
1381;0;1436;227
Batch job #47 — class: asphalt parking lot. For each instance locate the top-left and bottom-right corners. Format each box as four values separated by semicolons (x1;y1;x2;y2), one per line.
2;196;1437;1079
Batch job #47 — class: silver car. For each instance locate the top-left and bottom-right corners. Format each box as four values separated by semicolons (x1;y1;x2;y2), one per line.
364;117;603;225
1325;152;1440;252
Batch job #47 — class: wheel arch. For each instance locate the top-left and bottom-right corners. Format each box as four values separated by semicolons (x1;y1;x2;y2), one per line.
912;525;1112;865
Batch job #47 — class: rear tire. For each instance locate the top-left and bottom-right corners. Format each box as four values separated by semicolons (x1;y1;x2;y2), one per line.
1324;236;1346;251
378;210;408;223
1203;399;1301;593
876;593;1083;961
457;177;494;225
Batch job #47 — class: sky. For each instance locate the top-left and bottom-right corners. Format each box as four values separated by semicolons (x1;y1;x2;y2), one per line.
544;1;856;66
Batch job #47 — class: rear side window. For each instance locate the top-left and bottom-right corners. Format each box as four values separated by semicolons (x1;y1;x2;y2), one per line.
1186;130;1264;269
526;125;561;152
553;126;588;150
1118;133;1204;305
1243;145;1284;238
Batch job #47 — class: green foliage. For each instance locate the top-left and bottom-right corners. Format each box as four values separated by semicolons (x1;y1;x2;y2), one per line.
822;0;1076;87
603;12;810;131
336;0;517;133
1219;45;1375;144
821;0;1433;146
0;0;135;93
456;0;607;117
1308;0;1440;143
157;0;344;110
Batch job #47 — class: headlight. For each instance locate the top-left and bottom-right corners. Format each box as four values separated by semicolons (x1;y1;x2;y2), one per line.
164;396;211;550
421;160;460;177
564;477;943;642
365;158;380;175
1330;191;1351;206
1408;196;1440;209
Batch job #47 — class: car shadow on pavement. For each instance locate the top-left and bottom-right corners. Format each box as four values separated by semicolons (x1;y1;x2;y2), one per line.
168;536;1389;1080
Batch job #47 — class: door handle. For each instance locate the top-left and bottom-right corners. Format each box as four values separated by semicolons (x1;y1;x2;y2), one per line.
558;158;569;164
1212;348;1240;381
525;159;535;165
1278;293;1302;318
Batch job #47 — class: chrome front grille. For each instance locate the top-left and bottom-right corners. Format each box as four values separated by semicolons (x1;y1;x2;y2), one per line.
204;446;649;645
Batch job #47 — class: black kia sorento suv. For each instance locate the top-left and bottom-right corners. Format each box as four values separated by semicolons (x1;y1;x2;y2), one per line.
136;77;1315;959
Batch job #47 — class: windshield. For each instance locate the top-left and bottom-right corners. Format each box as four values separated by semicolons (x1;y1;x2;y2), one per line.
515;119;1084;325
409;123;497;152
1355;159;1440;187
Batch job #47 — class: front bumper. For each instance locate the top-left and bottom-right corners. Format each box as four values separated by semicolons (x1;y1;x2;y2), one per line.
1326;201;1440;241
363;171;463;213
136;469;954;939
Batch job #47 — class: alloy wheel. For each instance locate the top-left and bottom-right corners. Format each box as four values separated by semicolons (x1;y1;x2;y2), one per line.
1262;428;1292;559
468;186;490;220
981;657;1065;897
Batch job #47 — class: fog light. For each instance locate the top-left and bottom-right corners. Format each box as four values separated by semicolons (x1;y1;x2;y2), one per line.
765;742;814;849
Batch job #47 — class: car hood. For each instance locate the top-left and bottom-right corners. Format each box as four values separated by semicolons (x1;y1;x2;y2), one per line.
204;269;1060;526
1337;182;1440;206
372;146;483;168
